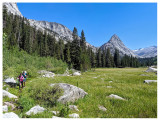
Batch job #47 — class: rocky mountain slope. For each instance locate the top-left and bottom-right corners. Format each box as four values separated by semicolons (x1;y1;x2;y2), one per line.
133;46;157;58
3;2;97;52
100;34;136;57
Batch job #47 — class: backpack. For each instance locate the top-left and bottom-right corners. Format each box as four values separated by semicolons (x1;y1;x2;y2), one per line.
23;73;26;78
20;76;23;82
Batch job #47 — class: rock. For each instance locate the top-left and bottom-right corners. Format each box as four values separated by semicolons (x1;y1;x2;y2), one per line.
6;87;9;91
144;80;157;84
51;111;59;115
25;105;46;115
3;77;17;86
145;67;157;73
73;72;81;76
3;90;18;99
3;112;19;118
38;70;55;78
69;113;80;118
109;81;112;83
3;105;8;112
108;94;125;100
50;83;88;104
4;102;16;110
69;105;79;111
98;105;107;111
106;86;112;88
140;74;149;76
93;77;97;79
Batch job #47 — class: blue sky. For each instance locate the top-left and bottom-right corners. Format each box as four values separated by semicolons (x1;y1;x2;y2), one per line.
17;3;157;50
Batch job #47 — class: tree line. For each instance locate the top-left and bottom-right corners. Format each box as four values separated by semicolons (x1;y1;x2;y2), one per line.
3;5;151;71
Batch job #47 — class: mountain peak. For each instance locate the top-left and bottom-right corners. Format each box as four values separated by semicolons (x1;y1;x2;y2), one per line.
109;34;122;43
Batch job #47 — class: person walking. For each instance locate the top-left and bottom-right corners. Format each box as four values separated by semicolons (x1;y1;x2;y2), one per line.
17;73;24;90
22;71;27;87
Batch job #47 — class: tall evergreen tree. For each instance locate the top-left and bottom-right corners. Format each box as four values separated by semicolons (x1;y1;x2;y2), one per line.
114;49;120;67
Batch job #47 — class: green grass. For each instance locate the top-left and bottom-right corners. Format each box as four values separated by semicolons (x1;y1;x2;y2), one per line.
3;68;157;118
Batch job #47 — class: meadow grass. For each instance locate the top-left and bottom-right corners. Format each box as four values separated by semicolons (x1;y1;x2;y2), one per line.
3;68;157;118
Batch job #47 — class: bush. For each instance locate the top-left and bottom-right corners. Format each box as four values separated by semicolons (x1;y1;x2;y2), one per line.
29;81;63;106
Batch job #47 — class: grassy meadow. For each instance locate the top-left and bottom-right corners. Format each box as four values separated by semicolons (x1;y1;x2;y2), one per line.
3;67;157;118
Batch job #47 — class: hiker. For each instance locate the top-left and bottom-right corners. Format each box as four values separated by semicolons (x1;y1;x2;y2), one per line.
17;73;24;90
22;71;27;87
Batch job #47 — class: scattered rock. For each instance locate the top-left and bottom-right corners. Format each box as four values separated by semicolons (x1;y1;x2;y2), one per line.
25;105;46;115
73;72;81;76
3;105;8;112
109;81;112;83
3;90;18;99
4;102;16;110
6;87;9;91
50;83;88;104
98;105;107;111
3;112;19;118
140;74;149;76
52;116;60;118
106;86;112;88
108;94;125;100
51;111;59;115
144;80;157;84
145;67;157;73
3;77;17;86
69;113;80;118
69;105;79;111
93;77;97;79
38;70;55;78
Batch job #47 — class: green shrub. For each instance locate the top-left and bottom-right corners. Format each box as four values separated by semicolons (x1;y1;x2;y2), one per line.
29;81;63;106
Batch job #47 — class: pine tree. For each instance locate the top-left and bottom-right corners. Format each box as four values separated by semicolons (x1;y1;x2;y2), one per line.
106;48;112;67
97;48;102;67
101;50;106;67
114;49;120;67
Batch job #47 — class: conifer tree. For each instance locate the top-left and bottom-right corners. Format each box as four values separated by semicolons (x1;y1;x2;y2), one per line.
114;49;120;67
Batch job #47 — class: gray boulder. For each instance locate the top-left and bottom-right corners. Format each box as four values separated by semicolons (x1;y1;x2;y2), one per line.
50;83;88;104
38;70;55;78
25;105;46;115
3;112;19;118
108;94;125;100
73;72;81;76
3;90;18;99
69;105;79;111
52;116;60;118
98;105;107;111
144;80;157;84
51;111;59;115
3;105;8;112
4;102;16;110
145;67;157;73
69;113;80;118
4;77;17;86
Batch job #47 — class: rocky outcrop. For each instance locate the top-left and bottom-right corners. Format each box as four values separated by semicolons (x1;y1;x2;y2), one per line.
4;102;16;110
3;90;18;99
98;105;107;111
3;105;8;112
73;72;81;76
3;112;19;118
50;83;88;104
51;111;59;115
25;105;46;115
100;34;136;57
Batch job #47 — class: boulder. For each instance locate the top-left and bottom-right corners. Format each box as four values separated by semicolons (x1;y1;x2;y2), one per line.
25;105;46;115
69;105;79;111
51;111;59;115
52;116;60;118
3;90;18;99
108;94;125;100
144;80;157;84
109;81;113;83
3;112;19;118
38;70;55;78
98;105;107;111
145;67;157;73
69;113;80;118
50;83;88;104
3;105;8;112
106;86;112;88
73;72;81;76
4;102;16;110
3;77;17;86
